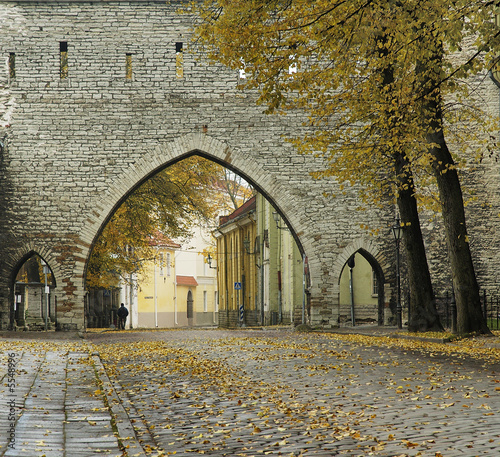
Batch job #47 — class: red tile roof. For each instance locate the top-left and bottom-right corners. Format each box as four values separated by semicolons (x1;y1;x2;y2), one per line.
148;231;181;248
219;195;256;226
176;275;198;286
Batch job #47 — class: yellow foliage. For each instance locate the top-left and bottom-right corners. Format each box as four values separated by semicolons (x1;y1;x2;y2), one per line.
191;0;500;210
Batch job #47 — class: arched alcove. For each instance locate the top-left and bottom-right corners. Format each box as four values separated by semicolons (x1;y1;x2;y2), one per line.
10;252;56;330
335;241;389;327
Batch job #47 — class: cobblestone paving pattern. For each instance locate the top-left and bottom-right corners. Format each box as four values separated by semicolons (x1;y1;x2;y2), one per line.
0;345;123;457
89;329;500;457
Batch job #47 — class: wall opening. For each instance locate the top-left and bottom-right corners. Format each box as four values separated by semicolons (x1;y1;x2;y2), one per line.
175;42;183;78
84;152;307;330
125;53;132;79
60;41;68;79
8;52;15;80
12;254;56;330
338;249;385;327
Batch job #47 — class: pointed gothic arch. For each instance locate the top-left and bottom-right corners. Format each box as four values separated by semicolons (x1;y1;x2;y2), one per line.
335;239;389;326
81;134;306;268
7;250;57;330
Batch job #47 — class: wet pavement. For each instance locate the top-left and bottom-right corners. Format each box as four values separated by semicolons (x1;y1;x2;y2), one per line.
0;338;145;457
0;328;499;456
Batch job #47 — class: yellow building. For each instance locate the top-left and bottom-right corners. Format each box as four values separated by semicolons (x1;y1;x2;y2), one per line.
338;252;380;325
133;230;218;328
135;239;180;328
214;196;259;327
215;195;306;327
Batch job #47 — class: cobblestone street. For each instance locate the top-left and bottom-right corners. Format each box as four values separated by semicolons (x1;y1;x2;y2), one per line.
91;329;499;457
1;328;499;456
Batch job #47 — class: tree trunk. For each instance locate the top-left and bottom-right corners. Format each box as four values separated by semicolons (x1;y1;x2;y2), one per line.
396;154;443;332
378;30;441;332
415;39;490;335
427;126;490;335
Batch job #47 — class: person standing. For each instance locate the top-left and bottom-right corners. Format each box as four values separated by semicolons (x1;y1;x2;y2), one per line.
117;303;129;330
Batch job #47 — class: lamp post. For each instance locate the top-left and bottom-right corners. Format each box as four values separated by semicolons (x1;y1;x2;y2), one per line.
272;211;288;230
154;255;158;328
347;255;355;327
391;216;403;329
207;254;217;269
41;260;50;331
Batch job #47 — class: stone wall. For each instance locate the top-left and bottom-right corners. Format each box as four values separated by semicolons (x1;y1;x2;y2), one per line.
0;0;498;329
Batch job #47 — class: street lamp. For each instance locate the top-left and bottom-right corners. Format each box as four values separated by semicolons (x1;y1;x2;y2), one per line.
243;237;251;254
272;212;288;230
41;260;50;331
243;236;259;255
207;253;217;269
391;216;403;329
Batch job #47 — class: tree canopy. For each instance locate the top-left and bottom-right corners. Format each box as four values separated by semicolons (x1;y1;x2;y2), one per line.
193;0;498;203
192;0;500;333
86;156;253;289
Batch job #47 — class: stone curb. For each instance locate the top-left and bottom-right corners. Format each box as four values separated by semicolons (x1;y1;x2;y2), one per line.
91;353;148;457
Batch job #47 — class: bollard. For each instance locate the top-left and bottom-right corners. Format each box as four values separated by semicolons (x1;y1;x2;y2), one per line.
451;288;457;334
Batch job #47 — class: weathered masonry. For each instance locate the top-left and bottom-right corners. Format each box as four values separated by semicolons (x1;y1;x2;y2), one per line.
1;0;500;330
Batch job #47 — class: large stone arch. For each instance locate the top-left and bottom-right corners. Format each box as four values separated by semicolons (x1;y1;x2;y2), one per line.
81;133;305;257
79;133;320;327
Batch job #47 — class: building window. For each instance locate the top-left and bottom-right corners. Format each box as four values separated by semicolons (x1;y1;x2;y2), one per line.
176;42;183;78
203;290;208;312
166;253;171;277
125;53;132;79
159;253;164;277
372;269;379;297
60;42;68;79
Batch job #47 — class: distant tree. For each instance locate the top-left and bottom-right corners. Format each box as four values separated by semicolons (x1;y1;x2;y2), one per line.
87;156;229;289
221;168;254;211
192;0;498;333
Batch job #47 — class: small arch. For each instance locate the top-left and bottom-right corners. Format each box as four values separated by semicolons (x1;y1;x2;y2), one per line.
9;251;57;330
336;240;388;326
7;246;61;288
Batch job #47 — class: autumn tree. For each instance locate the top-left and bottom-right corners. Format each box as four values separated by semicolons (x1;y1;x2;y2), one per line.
220;168;254;211
87;156;235;289
192;0;499;333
